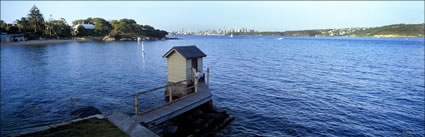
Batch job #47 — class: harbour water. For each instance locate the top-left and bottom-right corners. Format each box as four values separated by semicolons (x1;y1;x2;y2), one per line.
1;35;424;136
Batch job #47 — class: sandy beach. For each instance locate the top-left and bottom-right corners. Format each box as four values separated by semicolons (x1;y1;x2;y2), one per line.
0;39;90;46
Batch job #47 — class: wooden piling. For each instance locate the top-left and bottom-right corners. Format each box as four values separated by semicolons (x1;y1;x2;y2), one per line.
207;68;210;87
134;95;139;115
168;86;173;102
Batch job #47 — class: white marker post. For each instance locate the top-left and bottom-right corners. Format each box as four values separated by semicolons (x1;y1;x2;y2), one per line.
142;41;145;53
137;37;141;44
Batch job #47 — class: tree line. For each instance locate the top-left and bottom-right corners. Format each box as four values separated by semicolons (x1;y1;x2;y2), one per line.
0;5;168;40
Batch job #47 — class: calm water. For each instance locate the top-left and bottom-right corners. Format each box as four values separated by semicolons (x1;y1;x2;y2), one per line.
1;35;424;137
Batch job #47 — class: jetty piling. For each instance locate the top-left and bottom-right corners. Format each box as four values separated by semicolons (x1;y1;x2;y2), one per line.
134;95;139;115
207;68;210;87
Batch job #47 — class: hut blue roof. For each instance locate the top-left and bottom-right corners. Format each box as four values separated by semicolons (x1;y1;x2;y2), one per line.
163;45;207;59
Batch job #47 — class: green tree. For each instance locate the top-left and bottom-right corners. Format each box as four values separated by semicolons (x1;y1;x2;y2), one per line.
27;5;45;35
116;18;138;34
72;18;168;39
44;21;53;36
75;25;87;37
56;18;72;37
0;22;20;34
15;17;30;32
139;25;168;38
72;18;93;25
109;20;120;35
45;18;71;38
0;21;7;32
92;18;112;36
6;25;19;34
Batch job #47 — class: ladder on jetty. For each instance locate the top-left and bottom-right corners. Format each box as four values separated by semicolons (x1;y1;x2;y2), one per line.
132;69;211;127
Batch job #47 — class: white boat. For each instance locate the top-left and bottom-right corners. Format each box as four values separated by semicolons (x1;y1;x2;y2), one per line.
278;37;283;40
230;34;233;37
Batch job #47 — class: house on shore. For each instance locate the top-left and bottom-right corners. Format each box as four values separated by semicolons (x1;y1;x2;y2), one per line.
72;23;95;30
72;23;95;35
1;32;25;43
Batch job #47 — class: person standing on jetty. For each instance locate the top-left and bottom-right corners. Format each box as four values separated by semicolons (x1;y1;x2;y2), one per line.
196;71;204;82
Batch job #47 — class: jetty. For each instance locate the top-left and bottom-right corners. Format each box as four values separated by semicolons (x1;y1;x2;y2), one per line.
133;80;211;126
132;45;212;127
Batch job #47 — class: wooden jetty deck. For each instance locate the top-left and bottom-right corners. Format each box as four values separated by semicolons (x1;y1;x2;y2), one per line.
133;81;211;127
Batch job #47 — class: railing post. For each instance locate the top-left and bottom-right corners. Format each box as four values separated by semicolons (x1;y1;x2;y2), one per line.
184;85;187;95
194;78;198;93
134;95;139;115
192;68;198;93
207;68;210;87
168;86;173;102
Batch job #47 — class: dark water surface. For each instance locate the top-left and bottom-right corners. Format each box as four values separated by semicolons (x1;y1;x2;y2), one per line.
1;36;424;136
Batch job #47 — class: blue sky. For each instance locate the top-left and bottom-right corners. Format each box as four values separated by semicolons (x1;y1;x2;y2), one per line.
1;1;424;32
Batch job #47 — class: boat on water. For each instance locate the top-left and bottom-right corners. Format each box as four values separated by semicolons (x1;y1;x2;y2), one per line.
278;37;283;40
229;34;233;37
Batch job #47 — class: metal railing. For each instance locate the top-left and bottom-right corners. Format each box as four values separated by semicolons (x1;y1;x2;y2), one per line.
132;79;191;115
132;67;210;116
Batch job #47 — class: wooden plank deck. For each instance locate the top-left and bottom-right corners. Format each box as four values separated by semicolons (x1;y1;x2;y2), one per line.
133;82;211;127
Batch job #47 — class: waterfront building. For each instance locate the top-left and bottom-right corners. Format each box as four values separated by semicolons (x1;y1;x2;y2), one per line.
0;33;25;43
162;45;207;97
72;23;95;30
163;45;207;83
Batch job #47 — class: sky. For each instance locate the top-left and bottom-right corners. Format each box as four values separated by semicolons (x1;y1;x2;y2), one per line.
1;1;424;32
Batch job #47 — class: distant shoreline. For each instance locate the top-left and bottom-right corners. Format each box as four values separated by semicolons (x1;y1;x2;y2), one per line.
233;35;425;38
171;34;424;38
0;39;91;46
171;23;424;38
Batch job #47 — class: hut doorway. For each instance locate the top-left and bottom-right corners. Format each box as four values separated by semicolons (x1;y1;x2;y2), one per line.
192;59;198;71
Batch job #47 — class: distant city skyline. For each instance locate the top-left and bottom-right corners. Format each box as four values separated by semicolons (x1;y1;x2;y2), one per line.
1;1;424;32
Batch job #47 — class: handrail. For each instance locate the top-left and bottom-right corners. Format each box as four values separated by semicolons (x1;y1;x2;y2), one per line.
138;85;196;115
132;79;190;96
133;79;192;115
133;67;210;116
206;68;210;87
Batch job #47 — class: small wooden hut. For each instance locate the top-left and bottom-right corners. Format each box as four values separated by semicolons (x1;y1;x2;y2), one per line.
162;45;207;97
